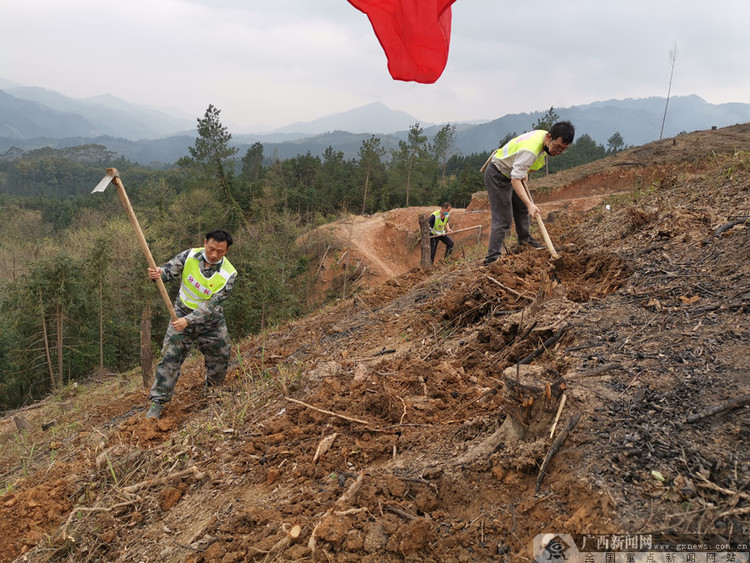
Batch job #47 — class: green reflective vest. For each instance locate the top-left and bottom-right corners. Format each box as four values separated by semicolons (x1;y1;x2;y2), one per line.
494;129;548;173
178;248;236;310
431;210;449;235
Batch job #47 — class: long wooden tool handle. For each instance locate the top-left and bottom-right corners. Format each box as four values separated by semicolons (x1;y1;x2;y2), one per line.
479;149;498;173
111;173;178;321
522;179;559;260
429;225;481;238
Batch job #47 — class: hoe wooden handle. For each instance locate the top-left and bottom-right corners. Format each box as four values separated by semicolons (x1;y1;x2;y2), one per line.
522;179;559;260
108;168;178;322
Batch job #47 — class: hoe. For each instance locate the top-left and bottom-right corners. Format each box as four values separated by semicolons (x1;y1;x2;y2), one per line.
92;168;178;321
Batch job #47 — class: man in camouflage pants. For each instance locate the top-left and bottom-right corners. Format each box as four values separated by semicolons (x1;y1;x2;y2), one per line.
145;229;237;419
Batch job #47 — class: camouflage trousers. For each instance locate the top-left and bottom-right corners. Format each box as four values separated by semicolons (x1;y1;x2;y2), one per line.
148;317;231;404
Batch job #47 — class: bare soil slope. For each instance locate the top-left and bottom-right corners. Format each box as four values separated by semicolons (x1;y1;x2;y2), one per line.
1;125;748;562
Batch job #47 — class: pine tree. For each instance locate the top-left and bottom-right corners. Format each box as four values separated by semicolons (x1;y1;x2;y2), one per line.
431;124;457;185
180;105;243;227
531;107;560;131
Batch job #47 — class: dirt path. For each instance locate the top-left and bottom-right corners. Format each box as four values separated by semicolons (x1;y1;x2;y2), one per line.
341;215;400;279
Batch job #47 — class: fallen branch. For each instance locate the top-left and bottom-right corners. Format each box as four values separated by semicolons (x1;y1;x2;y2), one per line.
419;374;428;396
309;472;365;555
350;349;397;361
549;394;567;438
696;479;750;501
313;245;331;279
398;395;407;425
263;523;302;563
338;471;365;505
122;466;203;495
712;216;750;237
334;507;368;516
484;274;527;299
535;413;581;494
564;341;602;352
567;363;623;379
397;475;434;487
718;506;750;519
60;498;139;538
313;433;338;463
286;397;371;426
173;541;200;552
686;394;750;423
383;503;417;520
518;326;567;365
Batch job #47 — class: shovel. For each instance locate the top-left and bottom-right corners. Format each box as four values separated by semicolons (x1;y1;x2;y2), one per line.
92;168;178;321
521;179;560;260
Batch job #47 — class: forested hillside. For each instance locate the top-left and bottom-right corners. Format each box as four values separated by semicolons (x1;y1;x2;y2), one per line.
0;105;618;411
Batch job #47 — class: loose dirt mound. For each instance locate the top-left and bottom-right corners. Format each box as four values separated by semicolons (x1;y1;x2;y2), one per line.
1;125;749;562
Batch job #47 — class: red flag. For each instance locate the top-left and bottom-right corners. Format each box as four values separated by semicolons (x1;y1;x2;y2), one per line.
348;0;457;84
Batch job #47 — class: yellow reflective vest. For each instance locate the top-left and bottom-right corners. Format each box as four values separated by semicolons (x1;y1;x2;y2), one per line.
493;130;548;176
178;248;236;310
430;210;449;235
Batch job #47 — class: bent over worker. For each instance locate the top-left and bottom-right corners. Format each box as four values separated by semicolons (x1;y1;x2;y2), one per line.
145;229;237;420
429;202;454;264
484;121;575;265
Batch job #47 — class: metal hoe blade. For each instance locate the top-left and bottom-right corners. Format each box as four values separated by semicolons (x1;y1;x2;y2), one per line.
92;171;115;193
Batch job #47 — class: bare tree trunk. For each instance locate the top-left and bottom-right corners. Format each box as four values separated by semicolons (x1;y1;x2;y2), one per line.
406;163;413;207
419;214;432;269
341;215;356;301
56;303;63;389
660;43;678;140
361;169;370;215
99;277;104;371
39;293;56;392
140;301;153;388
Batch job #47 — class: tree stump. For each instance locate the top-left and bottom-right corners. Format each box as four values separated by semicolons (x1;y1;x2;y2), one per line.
456;365;566;466
501;364;566;440
418;214;432;268
14;415;32;432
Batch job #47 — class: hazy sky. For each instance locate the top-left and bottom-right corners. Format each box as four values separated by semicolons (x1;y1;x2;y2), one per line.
3;0;749;133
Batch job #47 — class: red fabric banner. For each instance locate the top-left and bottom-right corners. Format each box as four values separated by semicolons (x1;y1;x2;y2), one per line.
348;0;457;84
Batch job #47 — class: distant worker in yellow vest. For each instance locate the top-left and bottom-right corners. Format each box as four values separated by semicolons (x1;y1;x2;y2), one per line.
484;121;575;265
429;202;454;264
145;229;237;420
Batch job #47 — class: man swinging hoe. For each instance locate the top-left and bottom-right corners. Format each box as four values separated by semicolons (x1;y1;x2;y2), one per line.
146;229;237;420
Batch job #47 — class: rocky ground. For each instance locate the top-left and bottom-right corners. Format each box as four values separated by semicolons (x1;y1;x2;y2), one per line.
1;125;748;562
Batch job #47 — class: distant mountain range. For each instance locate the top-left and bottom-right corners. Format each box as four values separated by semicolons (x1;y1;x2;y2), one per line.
0;79;194;141
273;102;425;137
1;76;750;166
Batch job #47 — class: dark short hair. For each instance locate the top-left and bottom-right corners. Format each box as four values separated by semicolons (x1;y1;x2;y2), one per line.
206;229;233;247
441;202;452;209
549;121;575;144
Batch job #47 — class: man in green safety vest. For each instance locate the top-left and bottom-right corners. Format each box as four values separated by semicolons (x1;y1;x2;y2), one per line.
145;229;237;420
429;202;454;264
484;121;575;265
